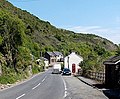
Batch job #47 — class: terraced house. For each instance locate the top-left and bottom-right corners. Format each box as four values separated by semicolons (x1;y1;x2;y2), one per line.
45;51;64;65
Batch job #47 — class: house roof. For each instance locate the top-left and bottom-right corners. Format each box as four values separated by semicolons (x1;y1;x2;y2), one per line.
65;52;83;61
46;51;63;56
70;52;83;59
103;56;120;65
46;52;55;57
53;51;63;56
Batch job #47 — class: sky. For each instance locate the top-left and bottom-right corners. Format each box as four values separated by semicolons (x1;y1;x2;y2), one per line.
7;0;120;44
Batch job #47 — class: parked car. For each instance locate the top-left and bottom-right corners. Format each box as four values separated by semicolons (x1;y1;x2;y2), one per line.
62;68;71;75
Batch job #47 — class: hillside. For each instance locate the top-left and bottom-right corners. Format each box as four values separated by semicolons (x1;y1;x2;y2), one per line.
0;0;117;50
0;0;118;83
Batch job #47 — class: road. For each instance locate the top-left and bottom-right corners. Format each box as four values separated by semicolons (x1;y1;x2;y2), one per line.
63;76;108;99
0;69;64;99
0;68;108;99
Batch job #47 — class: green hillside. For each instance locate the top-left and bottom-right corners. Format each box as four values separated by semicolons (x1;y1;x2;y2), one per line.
0;0;118;83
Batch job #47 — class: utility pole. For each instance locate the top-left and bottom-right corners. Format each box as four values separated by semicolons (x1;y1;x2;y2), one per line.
68;56;69;69
40;51;42;57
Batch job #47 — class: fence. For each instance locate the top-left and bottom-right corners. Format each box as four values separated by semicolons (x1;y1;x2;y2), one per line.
87;71;105;83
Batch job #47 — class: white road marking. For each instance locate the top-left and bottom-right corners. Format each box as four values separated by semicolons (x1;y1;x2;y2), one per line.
42;76;47;82
45;75;47;79
32;83;41;90
16;93;25;99
62;77;67;98
32;76;47;90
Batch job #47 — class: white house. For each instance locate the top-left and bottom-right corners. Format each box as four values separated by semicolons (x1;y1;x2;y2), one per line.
36;57;49;70
40;57;49;69
64;52;83;74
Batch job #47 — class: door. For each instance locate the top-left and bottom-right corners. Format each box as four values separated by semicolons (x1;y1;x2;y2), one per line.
72;64;76;73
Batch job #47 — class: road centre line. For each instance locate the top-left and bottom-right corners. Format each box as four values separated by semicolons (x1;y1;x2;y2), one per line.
42;76;47;82
32;83;41;90
32;76;47;90
16;93;25;99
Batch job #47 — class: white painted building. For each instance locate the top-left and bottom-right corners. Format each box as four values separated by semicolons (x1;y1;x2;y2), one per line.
36;57;49;69
64;52;83;74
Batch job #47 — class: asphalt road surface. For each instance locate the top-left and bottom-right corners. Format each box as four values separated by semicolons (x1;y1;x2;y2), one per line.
63;76;108;99
0;68;108;99
0;69;64;99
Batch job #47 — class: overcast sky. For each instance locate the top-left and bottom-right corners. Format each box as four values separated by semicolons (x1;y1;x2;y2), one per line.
8;0;120;44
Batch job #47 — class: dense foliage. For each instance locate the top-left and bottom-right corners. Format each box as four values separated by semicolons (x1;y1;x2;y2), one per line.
0;10;41;83
0;0;119;83
116;44;120;55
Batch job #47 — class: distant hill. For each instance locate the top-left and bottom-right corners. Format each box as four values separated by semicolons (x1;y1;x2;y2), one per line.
0;0;118;82
0;0;117;50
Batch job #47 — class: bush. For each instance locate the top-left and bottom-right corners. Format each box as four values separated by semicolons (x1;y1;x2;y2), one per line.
32;65;40;74
0;72;24;84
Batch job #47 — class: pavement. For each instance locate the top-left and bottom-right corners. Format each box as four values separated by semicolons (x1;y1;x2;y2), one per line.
76;76;99;87
76;75;120;99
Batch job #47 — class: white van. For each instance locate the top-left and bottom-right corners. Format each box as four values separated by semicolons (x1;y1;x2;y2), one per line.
52;63;61;74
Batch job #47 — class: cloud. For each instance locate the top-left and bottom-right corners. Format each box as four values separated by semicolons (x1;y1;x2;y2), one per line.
68;26;100;33
67;26;120;44
68;26;109;34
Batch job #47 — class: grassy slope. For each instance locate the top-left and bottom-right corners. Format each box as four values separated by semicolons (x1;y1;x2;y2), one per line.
0;0;118;79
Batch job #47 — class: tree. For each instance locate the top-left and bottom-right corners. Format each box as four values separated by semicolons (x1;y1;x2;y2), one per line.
0;10;25;72
116;44;120;55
